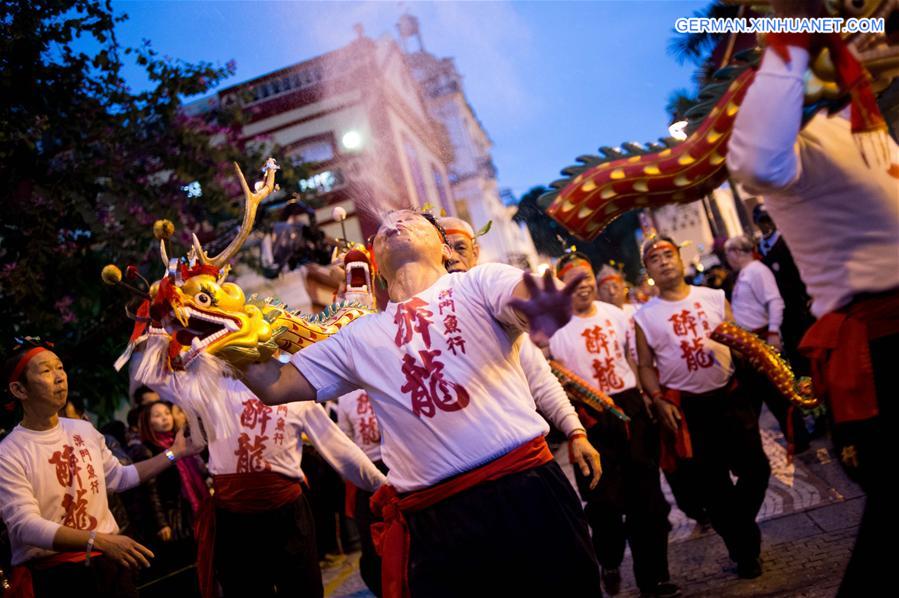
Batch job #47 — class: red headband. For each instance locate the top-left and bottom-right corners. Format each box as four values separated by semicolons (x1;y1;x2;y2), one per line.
643;240;678;262
597;274;623;287
8;347;47;385
443;228;474;241
558;259;593;279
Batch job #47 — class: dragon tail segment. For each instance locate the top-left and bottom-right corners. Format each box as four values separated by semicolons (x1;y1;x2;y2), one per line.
549;359;630;422
542;50;760;240
710;321;819;409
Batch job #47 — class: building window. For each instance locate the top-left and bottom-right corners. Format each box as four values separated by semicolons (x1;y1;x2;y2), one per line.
403;136;428;207
289;135;336;164
431;164;450;213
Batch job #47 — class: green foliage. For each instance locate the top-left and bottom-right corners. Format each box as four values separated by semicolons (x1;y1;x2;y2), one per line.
512;186;642;282
0;0;303;421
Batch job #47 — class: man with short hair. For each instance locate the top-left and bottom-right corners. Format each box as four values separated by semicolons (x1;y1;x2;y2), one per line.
596;264;638;364
724;235;785;352
0;341;202;598
550;252;677;598
132;386;160;408
634;236;771;580
236;209;603;597
725;235;809;451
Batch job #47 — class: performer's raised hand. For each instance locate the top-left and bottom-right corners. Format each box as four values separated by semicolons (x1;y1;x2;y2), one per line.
510;269;585;349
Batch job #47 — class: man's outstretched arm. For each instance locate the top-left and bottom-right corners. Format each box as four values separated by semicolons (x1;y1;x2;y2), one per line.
240;359;318;405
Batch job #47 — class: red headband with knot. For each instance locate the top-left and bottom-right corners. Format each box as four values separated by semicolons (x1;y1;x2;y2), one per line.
8;347;48;385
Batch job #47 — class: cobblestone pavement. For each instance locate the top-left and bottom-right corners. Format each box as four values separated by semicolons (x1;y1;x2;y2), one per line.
323;409;863;597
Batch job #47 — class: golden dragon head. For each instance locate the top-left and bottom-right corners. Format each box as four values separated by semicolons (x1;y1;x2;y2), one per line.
106;158;375;370
147;159;280;368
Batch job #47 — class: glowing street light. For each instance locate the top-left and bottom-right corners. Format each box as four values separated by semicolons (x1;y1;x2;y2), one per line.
341;130;363;150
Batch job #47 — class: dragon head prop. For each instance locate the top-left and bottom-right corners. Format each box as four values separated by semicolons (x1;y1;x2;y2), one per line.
145;159;280;368
105;158;374;371
540;0;899;240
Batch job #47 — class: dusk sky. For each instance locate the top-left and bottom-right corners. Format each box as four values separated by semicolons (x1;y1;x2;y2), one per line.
113;0;707;199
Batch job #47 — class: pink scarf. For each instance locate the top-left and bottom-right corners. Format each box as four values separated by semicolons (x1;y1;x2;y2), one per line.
155;431;207;514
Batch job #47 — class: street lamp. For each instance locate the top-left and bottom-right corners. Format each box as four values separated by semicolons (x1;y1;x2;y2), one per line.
342;130;363;150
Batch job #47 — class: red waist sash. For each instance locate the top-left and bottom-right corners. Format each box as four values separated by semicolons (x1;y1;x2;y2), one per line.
800;289;899;424
195;472;303;598
369;436;553;598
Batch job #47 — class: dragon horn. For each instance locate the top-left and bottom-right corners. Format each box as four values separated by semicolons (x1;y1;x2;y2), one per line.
160;239;170;269
197;159;279;269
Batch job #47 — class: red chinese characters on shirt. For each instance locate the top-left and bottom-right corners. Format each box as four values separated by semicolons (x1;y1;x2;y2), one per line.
355;393;381;445
394;297;433;348
240;398;272;434
49;445;81;488
234;433;271;473
401;350;471;418
669;306;715;371
49;438;97;530
581;324;625;392
61;489;96;530
439;289;467;356
591;357;624;392
395;292;471;419
235;398;274;471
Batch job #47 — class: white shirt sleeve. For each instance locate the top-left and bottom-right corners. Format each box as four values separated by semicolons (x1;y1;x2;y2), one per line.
299;404;387;492
467;263;528;330
518;337;583;437
335;398;355;440
97;428;140;492
0;455;61;551
753;263;785;332
727;46;809;192
290;326;360;402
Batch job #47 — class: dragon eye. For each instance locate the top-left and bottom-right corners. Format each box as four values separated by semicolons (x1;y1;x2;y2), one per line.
195;292;213;306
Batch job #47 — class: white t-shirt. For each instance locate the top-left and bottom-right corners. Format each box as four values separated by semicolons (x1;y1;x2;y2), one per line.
634;286;734;394
514;335;584;437
728;46;899;318
731;260;784;332
337;390;383;463
549;302;637;395
132;351;385;492
621;303;639;363
291;263;552;492
0;418;140;565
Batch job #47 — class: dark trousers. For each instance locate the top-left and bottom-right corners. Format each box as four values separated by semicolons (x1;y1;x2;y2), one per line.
680;383;771;564
406;460;601;597
214;493;323;597
835;331;897;597
31;555;137;598
353;460;389;597
738;361;810;450
574;388;672;592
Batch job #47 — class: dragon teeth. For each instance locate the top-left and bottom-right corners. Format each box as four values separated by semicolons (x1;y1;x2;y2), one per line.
224;319;239;331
